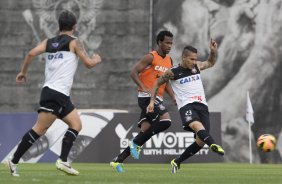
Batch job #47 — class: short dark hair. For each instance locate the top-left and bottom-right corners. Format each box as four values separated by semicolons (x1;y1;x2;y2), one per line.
58;10;77;31
156;30;173;44
182;45;197;55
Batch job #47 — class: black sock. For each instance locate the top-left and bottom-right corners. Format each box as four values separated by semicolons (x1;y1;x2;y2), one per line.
12;129;40;164
152;120;171;134
196;129;216;146
60;128;78;162
175;142;202;163
115;147;130;163
133;132;146;146
133;120;171;146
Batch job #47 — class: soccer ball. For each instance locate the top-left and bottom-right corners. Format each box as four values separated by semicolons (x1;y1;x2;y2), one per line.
256;134;276;152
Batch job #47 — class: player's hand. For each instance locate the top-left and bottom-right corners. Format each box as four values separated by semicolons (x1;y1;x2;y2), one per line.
210;39;217;51
146;101;154;113
141;87;151;95
16;72;27;84
92;53;102;64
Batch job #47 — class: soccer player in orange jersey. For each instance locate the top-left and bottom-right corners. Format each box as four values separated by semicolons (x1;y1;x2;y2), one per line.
110;30;175;172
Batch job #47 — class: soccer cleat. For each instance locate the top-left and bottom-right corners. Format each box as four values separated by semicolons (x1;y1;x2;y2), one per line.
110;161;124;173
171;159;180;174
210;144;225;156
7;159;20;177
56;159;79;176
129;139;141;159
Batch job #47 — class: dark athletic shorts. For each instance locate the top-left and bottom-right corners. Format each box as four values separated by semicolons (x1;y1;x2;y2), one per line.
179;102;210;133
38;87;75;119
137;97;168;128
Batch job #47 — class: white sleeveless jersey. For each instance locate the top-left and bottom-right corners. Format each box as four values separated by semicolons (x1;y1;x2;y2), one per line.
170;65;207;109
43;35;78;96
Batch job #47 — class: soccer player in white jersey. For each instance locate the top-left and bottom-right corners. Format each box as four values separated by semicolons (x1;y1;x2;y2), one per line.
7;10;101;177
147;39;224;174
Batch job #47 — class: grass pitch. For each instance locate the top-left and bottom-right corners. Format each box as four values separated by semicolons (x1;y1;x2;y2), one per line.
1;163;282;184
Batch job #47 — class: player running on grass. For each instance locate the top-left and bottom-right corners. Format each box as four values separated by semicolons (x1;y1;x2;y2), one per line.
7;10;101;176
147;39;224;174
110;30;176;173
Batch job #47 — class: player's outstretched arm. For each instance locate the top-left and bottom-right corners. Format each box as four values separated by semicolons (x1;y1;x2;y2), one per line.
147;69;174;113
16;39;47;84
72;39;102;69
197;39;218;71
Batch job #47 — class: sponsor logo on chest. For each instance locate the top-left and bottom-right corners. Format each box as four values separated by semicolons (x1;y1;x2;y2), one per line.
154;65;169;73
180;74;200;84
47;53;63;60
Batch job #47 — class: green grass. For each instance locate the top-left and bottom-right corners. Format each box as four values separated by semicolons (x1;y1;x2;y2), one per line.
1;163;282;184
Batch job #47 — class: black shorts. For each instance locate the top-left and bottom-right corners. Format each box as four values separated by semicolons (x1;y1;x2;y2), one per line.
38;87;75;119
137;97;168;127
179;102;210;133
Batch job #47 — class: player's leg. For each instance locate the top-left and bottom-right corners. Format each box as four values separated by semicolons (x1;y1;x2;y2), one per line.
8;112;56;176
133;113;171;146
130;98;171;159
111;118;171;172
188;120;224;155
56;108;81;175
194;105;225;155
171;103;218;173
130;119;171;159
172;138;204;174
183;104;224;155
110;120;152;173
114;121;151;161
128;97;153;159
129;120;151;159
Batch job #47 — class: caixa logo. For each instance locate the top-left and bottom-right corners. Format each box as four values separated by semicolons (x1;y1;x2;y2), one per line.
47;53;63;60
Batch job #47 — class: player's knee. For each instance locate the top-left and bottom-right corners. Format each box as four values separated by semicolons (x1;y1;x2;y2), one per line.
154;119;171;133
140;121;151;132
75;124;82;132
160;112;170;120
69;123;82;132
67;117;82;132
161;119;171;129
189;121;204;132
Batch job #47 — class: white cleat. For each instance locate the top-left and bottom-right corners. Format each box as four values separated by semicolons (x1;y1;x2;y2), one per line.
7;159;20;177
56;159;79;176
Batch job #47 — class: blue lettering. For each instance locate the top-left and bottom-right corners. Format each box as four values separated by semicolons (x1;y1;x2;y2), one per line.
48;54;54;60
47;53;63;60
180;74;200;84
58;53;63;59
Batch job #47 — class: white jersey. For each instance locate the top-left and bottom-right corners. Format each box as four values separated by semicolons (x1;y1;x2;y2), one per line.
170;65;207;109
43;34;78;96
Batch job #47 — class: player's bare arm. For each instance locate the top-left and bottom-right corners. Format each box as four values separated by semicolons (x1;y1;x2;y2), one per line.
16;39;47;84
130;54;153;93
197;39;218;71
72;39;101;68
147;69;174;112
165;80;176;105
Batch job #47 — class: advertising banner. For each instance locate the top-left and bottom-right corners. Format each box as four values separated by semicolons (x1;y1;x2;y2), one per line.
0;111;222;163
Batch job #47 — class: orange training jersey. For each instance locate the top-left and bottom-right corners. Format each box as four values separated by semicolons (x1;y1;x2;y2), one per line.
138;51;172;98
